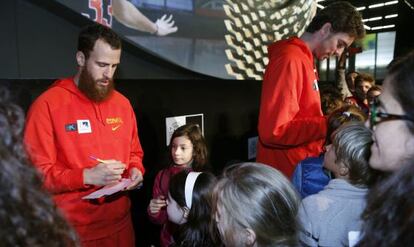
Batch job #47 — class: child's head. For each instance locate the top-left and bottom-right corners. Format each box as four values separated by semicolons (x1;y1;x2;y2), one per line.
326;105;367;145
212;162;300;247
169;124;207;170
167;170;217;245
320;86;345;115
324;122;374;186
366;85;382;105
354;73;375;101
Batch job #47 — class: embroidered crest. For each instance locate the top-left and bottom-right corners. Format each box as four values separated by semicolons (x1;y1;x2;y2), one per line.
65;123;77;132
313;79;319;91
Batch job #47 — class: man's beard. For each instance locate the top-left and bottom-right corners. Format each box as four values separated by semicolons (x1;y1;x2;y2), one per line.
78;67;114;102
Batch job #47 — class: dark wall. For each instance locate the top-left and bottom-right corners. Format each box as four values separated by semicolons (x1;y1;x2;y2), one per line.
1;77;260;246
394;1;414;57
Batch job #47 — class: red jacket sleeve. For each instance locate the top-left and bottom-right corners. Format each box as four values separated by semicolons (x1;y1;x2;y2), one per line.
127;108;145;175
24;99;87;194
258;54;326;149
147;170;168;225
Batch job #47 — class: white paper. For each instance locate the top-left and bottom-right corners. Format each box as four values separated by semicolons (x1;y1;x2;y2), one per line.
82;178;133;199
348;231;361;247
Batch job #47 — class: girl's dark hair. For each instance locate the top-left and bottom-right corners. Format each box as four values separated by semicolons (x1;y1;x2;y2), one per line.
386;50;414;133
169;124;208;171
356;159;414;247
169;170;219;247
0;95;79;246
0;101;26;161
319;86;344;115
0;146;79;246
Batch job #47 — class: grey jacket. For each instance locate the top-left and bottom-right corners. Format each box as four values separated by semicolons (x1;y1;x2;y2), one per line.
298;179;367;247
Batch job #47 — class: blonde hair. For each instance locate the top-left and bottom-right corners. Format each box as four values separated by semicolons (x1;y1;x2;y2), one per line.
212;163;300;247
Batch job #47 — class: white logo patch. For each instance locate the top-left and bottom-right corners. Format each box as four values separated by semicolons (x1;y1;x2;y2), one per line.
313;79;319;91
77;120;92;134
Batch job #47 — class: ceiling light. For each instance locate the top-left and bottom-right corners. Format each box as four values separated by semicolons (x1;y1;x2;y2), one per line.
385;14;398;18
371;24;395;30
369;3;384;8
385;1;398;5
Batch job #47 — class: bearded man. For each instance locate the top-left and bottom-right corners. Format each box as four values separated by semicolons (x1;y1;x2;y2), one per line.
24;24;144;247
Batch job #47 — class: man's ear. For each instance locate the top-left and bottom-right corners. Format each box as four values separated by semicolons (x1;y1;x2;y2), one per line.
76;51;86;67
244;228;256;246
320;22;332;38
339;166;349;176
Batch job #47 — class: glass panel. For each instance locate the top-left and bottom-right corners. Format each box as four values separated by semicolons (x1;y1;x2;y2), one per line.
328;56;336;82
376;31;396;79
355;33;376;75
318;59;328;82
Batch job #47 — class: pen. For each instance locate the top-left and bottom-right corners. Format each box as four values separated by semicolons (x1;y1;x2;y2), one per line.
89;155;109;164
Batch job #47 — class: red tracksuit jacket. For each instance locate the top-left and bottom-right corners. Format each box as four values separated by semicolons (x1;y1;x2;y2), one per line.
257;37;327;178
24;78;145;242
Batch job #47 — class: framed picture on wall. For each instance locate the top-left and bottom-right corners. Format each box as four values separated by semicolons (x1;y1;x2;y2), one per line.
165;113;204;145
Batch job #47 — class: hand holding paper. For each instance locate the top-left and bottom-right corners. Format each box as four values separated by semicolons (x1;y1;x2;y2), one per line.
82;178;134;200
126;167;143;190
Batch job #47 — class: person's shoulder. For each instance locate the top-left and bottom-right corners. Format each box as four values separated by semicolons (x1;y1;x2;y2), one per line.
107;90;134;112
268;38;308;62
31;78;74;107
300;156;324;165
111;90;131;104
299;193;323;220
301;189;333;210
302;192;321;204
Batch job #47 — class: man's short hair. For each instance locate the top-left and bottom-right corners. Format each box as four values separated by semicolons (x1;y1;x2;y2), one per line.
77;23;122;59
306;1;365;40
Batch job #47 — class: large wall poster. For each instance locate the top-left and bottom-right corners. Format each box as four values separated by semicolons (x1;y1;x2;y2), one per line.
56;0;316;80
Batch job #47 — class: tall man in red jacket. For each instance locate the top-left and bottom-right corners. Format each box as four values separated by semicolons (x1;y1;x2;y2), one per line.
24;24;144;246
257;1;365;178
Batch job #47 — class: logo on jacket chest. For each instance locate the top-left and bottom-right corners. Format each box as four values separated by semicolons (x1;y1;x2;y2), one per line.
77;120;92;133
65;120;92;134
106;117;123;131
65;123;77;132
313;79;319;91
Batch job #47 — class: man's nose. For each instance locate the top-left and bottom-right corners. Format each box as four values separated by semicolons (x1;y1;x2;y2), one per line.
335;47;345;57
103;67;114;78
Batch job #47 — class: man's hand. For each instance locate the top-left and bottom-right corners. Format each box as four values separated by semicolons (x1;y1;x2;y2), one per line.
126;167;143;190
149;196;167;215
155;14;178;36
83;160;126;186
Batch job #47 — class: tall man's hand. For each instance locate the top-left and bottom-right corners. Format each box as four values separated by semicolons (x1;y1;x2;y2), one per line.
83;160;126;186
126;167;143;190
